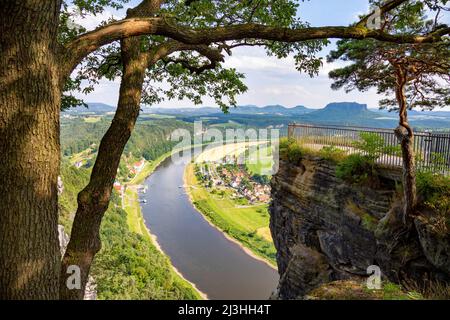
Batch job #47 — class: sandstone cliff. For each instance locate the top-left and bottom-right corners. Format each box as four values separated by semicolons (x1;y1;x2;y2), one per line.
270;155;449;299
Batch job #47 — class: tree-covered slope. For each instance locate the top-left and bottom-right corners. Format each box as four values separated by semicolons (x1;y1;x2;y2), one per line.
59;118;200;300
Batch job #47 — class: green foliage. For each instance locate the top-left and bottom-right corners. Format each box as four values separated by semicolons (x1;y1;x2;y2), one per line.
90;206;199;300
352;132;400;162
58;161;91;230
59;162;200;300
59;118;201;299
328;1;450;111
192;198;276;264
417;171;450;202
381;282;420;300
286;143;303;164
279;137;304;164
279;137;294;150
319;146;347;163
417;151;449;173
62;0;328;110
145;61;248;111
61;117;192;162
417;171;450;230
336;132;400;184
336;154;376;184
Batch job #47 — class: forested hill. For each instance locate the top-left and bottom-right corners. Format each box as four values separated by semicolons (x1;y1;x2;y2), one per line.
61;116;193;159
59;162;200;299
147;102;450;130
59;116;200;299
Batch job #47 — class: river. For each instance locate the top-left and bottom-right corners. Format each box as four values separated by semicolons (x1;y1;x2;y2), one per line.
139;150;279;300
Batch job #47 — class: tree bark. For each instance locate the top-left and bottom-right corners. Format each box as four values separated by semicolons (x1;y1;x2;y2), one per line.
59;2;160;300
0;0;63;299
393;64;417;224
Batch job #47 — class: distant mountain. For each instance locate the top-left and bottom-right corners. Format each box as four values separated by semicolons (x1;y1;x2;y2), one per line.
371;108;450;119
299;102;381;126
229;104;313;115
291;105;312;114
64;102;116;114
148;107;220;116
64;102;449;130
149;104;314;116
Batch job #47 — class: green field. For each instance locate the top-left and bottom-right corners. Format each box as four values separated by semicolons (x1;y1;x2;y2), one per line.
245;145;274;176
83;116;102;123
123;187;149;236
185;163;276;266
139;113;176;119
128;153;170;185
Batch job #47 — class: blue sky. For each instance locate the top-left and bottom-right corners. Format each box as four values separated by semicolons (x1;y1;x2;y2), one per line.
72;1;449;110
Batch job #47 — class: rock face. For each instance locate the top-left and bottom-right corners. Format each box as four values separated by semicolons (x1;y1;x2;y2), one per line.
58;225;97;300
270;156;450;299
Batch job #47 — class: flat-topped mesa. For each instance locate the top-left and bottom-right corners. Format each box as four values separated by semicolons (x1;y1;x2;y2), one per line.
269;154;450;300
323;102;368;113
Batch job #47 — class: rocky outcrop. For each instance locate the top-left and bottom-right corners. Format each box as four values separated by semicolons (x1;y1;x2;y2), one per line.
270;156;450;299
58;225;97;300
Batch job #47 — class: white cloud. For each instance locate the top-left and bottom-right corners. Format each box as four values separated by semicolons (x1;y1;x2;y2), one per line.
224;55;295;74
70;11;450;111
68;5;125;31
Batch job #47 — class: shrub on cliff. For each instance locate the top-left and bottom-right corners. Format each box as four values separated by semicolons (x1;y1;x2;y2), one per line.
319;146;347;163
352;132;400;162
336;154;378;185
335;133;400;186
287;143;304;164
279;137;304;164
416;171;450;233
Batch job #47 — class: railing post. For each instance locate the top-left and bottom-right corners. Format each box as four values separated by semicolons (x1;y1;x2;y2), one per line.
288;124;294;139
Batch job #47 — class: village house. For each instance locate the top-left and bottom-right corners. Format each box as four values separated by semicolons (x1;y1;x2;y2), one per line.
113;181;124;195
133;159;145;173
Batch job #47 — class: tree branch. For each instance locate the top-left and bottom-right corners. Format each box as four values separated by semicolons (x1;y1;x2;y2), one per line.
62;14;450;78
144;40;224;67
356;0;409;27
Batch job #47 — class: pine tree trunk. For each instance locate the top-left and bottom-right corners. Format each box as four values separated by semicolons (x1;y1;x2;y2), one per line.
395;125;417;220
393;64;417;224
0;1;63;299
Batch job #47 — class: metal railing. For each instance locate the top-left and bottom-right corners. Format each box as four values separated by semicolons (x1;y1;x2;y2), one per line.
288;123;450;175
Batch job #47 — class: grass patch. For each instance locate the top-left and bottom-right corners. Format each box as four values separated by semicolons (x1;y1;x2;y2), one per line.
336;154;378;185
186;163;277;267
308;280;421;300
416;171;450;234
279;137;305;164
318;146;347;163
123;188;147;236
139;114;176;119
280;137;348;165
346;200;379;232
128;152;171;185
245;145;273;176
83;116;102;123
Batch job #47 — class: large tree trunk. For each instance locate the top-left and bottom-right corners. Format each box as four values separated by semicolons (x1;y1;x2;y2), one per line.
59;2;161;299
0;1;63;299
393;64;417;224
